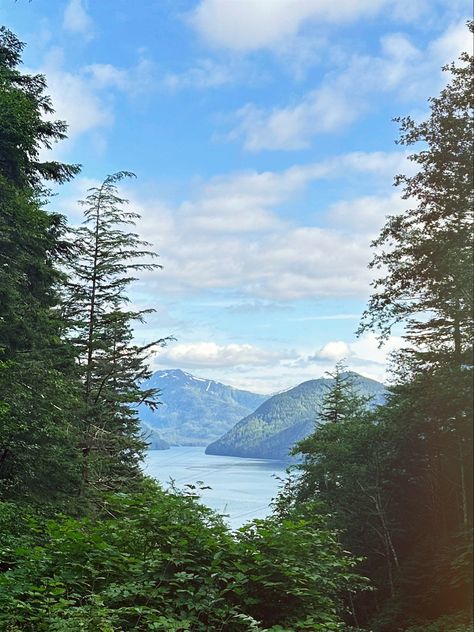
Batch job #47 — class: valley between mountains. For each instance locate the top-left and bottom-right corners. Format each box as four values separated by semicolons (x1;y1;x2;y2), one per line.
139;369;386;461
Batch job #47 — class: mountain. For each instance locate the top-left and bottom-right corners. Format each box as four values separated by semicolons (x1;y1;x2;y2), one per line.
138;369;268;446
205;373;386;461
140;421;170;450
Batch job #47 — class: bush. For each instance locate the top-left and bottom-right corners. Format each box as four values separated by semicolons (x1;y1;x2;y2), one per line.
0;483;364;631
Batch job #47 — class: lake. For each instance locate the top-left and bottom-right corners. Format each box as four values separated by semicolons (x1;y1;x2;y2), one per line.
143;447;288;530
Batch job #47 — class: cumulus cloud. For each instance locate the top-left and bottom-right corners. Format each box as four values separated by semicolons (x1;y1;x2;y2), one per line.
297;332;405;384
178;333;404;393
85;59;155;95
154;342;289;369
230;86;356;150
115;150;410;302
31;52;154;155
188;0;411;53
44;68;111;144
327;192;408;236
312;341;351;361
226;20;470;151
63;0;93;38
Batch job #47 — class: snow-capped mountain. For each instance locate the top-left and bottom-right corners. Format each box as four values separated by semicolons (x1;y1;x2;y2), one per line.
139;369;267;446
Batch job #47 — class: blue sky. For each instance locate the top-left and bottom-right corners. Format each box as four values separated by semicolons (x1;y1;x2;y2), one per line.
2;0;471;392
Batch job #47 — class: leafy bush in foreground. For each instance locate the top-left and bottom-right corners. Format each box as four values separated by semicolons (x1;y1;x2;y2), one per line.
0;481;364;631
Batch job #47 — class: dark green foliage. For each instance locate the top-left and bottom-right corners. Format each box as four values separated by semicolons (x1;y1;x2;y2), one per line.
207;373;385;460
234;511;367;630
289;368;399;619
0;27;81;502
0;27;80;188
281;36;473;630
139;369;267;446
65;172;169;494
358;37;474;629
0;483;364;631
0;360;81;502
358;36;473;369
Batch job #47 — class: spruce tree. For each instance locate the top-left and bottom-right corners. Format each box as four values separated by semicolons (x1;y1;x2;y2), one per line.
356;29;473;627
65;172;167;495
0;28;81;501
358;35;473;370
291;365;400;621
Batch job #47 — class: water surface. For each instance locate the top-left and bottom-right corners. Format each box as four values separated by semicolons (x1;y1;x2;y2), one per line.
144;447;288;529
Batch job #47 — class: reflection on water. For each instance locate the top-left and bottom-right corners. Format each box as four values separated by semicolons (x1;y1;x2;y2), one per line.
143;446;288;529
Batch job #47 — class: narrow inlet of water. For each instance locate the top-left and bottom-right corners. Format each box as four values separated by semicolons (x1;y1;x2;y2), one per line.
143;446;288;529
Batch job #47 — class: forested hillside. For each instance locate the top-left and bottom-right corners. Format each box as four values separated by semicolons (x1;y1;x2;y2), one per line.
206;372;385;460
139;369;267;446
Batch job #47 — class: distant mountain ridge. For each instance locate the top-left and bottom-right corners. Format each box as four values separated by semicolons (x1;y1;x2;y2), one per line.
138;369;267;446
206;372;386;461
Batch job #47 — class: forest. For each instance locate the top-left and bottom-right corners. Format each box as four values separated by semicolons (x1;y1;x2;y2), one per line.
0;21;472;632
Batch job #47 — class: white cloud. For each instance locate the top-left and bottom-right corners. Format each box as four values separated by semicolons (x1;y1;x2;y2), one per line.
31;52;154;155
189;0;397;52
305;332;404;382
61;151;408;316
155;342;288;369
63;0;93;37
430;19;473;63
349;332;403;369
119;150;409;302
163;59;233;90
85;58;155;95
44;67;111;143
327;192;408;235
313;341;351;361
230;85;357;151
148;335;402;392
226;20;471;151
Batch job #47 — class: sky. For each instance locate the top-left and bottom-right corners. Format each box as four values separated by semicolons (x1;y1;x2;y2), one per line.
2;0;471;393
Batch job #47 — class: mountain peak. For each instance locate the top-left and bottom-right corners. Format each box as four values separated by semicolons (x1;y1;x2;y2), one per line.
206;373;386;461
139;369;267;447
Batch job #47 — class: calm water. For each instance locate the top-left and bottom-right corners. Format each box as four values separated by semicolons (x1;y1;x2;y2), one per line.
143;447;288;530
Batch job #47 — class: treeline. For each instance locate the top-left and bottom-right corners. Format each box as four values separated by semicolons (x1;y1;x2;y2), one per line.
279;30;473;631
0;22;472;632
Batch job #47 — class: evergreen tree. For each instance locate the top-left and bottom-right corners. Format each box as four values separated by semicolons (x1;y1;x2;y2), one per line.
290;366;400;619
0;26;80;188
358;32;473;370
355;30;473;628
0;28;81;501
65;172;167;495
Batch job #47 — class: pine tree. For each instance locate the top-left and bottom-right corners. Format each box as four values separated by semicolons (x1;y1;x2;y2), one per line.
65;172;168;495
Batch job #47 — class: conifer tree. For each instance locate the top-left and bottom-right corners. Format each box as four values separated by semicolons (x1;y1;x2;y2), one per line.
0;28;81;501
358;35;473;370
355;31;473;627
65;172;167;494
291;365;400;619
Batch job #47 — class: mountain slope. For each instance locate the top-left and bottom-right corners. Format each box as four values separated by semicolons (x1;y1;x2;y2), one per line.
205;373;386;460
140;421;170;450
139;369;267;446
